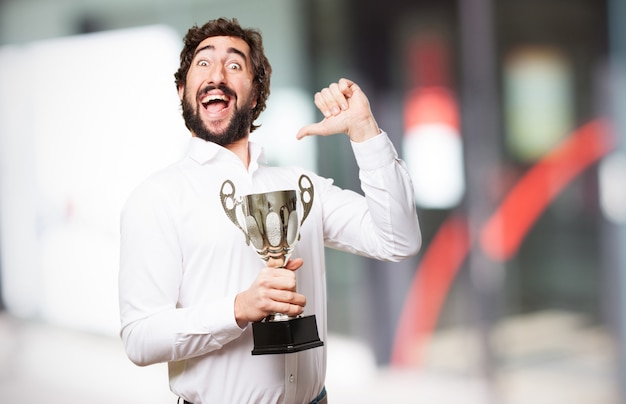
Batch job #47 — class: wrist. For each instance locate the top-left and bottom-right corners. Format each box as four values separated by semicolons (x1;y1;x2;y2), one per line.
347;117;381;142
234;293;249;329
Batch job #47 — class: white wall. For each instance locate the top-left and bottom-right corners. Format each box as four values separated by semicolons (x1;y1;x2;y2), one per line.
0;26;188;334
0;22;316;335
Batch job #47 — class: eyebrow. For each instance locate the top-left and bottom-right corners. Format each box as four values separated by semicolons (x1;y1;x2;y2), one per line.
193;44;248;62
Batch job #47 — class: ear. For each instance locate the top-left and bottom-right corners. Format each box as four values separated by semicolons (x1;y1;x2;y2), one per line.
178;84;184;101
251;81;259;109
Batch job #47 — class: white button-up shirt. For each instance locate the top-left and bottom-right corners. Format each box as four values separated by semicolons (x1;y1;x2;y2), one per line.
119;132;420;404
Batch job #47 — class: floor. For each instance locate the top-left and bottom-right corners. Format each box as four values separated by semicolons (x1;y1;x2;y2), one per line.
0;310;620;404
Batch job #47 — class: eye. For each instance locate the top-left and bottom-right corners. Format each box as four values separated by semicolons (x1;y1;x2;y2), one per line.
227;62;242;70
197;59;209;67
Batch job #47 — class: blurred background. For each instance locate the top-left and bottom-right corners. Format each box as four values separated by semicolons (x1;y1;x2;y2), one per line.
1;0;625;403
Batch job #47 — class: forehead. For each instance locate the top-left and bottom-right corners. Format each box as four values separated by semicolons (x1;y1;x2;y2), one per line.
194;35;251;60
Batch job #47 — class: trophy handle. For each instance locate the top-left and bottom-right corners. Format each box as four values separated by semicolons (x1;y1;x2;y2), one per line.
220;179;250;245
298;174;314;225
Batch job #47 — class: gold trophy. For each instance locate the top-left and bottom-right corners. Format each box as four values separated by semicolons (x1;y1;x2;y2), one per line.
220;174;324;355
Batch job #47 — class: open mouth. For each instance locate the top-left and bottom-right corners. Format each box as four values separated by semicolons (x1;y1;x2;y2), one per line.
200;92;232;114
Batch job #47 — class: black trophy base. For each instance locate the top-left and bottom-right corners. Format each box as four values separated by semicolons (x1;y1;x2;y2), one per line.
251;315;324;355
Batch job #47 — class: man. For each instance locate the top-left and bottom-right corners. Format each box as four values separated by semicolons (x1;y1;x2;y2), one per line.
119;17;421;404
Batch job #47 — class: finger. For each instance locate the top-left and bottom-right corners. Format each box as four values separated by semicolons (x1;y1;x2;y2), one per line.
298;119;345;139
266;257;284;268
296;119;346;140
258;266;295;286
338;78;355;98
278;301;305;317
295;125;310;140
314;91;332;118
296;122;327;140
258;288;305;314
317;87;343;117
274;291;306;316
273;290;306;307
284;257;304;271
328;83;348;112
322;84;348;115
318;86;342;116
273;267;298;290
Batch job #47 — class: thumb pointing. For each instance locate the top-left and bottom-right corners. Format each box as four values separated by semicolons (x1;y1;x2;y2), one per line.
296;122;321;140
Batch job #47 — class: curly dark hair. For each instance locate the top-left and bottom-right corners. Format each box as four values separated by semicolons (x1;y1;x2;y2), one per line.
174;17;272;132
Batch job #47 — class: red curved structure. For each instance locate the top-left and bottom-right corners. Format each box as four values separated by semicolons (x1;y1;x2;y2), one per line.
391;118;615;367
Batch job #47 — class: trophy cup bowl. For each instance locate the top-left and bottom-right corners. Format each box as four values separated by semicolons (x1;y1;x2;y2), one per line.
220;175;324;355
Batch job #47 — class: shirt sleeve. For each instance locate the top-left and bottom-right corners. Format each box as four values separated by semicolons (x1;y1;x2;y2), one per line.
118;176;244;366
321;131;422;261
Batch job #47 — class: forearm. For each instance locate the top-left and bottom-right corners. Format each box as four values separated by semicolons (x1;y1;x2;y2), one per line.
351;132;422;258
120;295;243;366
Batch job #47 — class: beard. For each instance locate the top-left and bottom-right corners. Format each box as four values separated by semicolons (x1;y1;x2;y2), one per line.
181;84;255;147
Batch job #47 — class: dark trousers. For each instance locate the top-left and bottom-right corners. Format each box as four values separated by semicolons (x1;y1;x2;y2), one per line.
179;386;327;404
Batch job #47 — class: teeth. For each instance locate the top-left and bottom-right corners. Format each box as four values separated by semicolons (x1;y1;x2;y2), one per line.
202;94;228;103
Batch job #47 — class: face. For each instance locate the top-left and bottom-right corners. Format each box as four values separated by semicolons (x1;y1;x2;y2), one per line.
178;36;257;146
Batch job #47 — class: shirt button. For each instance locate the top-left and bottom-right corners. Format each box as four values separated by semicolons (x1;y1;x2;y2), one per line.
289;374;295;383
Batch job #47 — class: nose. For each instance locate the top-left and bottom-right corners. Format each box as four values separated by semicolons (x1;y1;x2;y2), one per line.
207;64;226;85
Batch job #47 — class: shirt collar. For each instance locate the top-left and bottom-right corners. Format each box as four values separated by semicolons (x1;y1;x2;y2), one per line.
187;137;267;171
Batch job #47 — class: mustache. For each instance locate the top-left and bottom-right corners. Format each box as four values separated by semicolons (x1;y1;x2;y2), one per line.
198;84;236;99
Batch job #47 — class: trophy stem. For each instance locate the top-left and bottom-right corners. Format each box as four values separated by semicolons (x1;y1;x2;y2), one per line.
266;313;293;322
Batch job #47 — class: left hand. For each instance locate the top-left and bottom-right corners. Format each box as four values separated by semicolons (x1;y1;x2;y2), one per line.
234;258;306;327
296;78;381;143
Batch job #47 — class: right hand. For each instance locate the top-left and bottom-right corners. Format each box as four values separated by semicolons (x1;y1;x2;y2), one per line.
296;78;380;143
234;258;306;327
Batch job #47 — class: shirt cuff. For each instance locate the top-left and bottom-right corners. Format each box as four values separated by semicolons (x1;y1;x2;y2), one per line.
350;131;399;171
195;294;245;344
